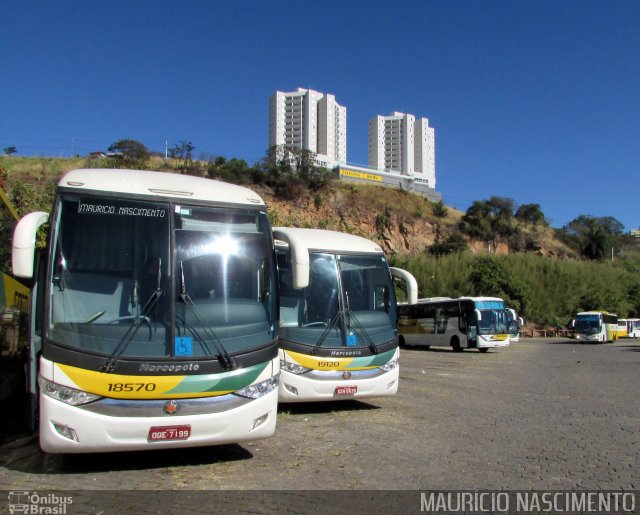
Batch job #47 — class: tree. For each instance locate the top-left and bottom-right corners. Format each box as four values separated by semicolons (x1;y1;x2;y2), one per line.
560;215;621;260
581;224;611;260
3;146;17;156
259;145;332;199
427;232;468;256
460;200;493;239
515;203;547;226
432;200;448;218
107;139;150;167
169;140;196;174
468;256;530;314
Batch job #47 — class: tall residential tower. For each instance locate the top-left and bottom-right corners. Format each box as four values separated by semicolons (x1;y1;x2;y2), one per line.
368;112;436;188
269;88;347;167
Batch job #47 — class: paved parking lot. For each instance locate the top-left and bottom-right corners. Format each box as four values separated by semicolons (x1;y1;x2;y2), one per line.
0;338;638;511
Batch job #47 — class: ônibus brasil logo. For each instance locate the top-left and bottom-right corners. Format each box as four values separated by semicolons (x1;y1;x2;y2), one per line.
7;491;73;514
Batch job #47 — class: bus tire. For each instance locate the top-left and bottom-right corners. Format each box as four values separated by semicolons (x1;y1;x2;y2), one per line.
451;337;462;352
478;348;489;353
398;335;406;348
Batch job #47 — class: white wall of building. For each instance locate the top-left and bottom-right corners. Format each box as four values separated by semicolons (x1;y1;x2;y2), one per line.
414;118;436;188
368;111;436;187
269;88;346;166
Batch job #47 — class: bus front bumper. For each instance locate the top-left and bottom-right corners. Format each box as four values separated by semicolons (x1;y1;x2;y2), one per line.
278;367;399;402
39;389;278;453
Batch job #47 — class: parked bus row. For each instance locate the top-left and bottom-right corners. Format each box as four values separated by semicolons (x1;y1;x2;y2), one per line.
572;311;639;342
10;168;418;454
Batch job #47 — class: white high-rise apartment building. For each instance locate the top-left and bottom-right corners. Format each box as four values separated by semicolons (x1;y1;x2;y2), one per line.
368;112;436;188
269;88;347;166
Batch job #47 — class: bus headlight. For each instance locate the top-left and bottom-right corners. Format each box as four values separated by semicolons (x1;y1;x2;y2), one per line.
379;357;399;372
235;373;280;399
39;377;101;406
280;360;311;375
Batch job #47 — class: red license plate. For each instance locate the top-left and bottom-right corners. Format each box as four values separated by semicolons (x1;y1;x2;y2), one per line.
148;425;191;442
335;385;357;395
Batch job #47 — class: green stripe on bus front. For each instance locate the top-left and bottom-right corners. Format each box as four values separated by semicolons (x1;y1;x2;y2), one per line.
166;362;269;394
344;348;396;369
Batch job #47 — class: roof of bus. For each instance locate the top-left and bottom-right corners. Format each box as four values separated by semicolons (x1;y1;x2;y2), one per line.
58;168;266;206
273;227;384;254
576;311;618;316
415;296;505;304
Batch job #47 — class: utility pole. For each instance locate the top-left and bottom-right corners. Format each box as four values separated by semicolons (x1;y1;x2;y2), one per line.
165;141;168;159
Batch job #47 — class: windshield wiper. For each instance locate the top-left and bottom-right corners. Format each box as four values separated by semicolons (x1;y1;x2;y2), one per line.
177;261;234;370
344;291;378;355
311;307;343;355
101;259;164;373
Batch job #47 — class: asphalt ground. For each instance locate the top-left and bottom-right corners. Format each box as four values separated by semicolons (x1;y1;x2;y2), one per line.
0;338;638;513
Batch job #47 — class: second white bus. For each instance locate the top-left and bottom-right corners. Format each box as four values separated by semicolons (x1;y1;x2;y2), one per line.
398;296;510;352
274;228;417;402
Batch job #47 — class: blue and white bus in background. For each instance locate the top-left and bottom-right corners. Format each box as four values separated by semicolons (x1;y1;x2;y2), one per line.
398;296;511;352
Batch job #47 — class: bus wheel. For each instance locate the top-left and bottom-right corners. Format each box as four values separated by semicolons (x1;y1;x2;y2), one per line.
478;348;489;353
451;337;462;352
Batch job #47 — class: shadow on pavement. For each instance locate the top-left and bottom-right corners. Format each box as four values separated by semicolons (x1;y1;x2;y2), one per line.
401;345;495;353
0;437;253;475
615;345;640;352
544;339;582;345
278;399;379;416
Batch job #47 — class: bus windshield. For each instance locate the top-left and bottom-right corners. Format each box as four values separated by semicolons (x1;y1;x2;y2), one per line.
575;315;600;334
47;195;276;361
278;253;397;349
506;309;519;336
475;300;508;335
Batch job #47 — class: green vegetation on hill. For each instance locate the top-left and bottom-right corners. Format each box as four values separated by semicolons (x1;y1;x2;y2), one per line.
2;144;639;325
392;252;640;325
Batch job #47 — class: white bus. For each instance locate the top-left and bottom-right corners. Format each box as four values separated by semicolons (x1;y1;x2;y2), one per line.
506;307;524;342
273;228;417;402
619;318;640;338
398;296;510;352
12;169;280;453
573;311;618;343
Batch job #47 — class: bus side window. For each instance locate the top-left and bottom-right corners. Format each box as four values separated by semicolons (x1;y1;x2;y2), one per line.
459;314;467;333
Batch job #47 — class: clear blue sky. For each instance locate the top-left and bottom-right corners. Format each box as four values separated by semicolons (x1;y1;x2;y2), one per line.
2;1;639;230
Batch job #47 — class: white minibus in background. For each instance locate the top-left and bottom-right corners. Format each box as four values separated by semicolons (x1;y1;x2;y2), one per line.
274;227;417;402
398;296;510;352
12;169;280;452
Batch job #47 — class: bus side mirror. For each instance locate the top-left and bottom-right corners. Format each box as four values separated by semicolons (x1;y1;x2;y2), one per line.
475;309;482;321
518;317;524;326
273;228;309;289
390;267;418;305
12;211;49;279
